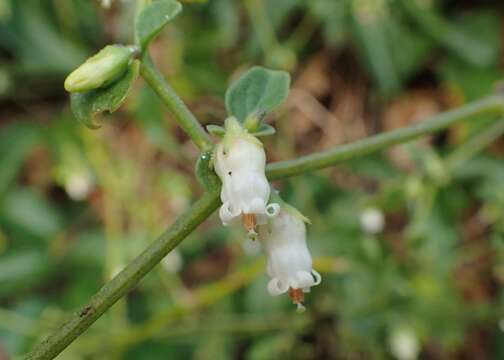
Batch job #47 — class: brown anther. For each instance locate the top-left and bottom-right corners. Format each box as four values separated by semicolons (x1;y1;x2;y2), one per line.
241;213;256;232
288;288;305;305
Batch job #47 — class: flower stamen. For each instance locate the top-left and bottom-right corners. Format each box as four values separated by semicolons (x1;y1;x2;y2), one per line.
288;288;305;306
241;213;257;232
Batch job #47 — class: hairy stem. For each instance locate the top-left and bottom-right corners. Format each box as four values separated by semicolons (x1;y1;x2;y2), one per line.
266;94;504;180
140;55;213;151
25;94;504;359
25;190;220;360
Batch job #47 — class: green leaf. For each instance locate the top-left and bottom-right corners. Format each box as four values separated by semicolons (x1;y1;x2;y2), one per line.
0;187;63;240
399;0;498;67
225;66;290;122
0;123;40;197
206;124;225;137
251;123;276;137
70;60;140;128
350;3;401;97
0;251;52;297
135;0;182;51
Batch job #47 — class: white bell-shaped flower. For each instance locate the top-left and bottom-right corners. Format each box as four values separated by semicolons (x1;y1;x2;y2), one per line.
258;205;321;310
214;117;279;231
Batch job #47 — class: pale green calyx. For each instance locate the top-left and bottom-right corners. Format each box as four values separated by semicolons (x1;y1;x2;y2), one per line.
222;116;262;149
64;45;135;93
243;110;265;133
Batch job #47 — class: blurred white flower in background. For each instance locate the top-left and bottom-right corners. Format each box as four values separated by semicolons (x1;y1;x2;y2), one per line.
360;207;385;234
65;171;94;201
389;326;420;360
498;318;504;332
100;0;112;8
54;143;95;201
162;250;183;273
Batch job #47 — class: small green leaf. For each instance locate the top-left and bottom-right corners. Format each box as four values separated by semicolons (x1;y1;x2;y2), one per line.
225;66;290;122
206;124;225;137
70;61;140;128
251;123;276;137
135;0;182;51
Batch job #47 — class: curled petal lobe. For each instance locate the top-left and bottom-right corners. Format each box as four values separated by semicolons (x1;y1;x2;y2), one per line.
267;277;289;296
312;270;322;285
295;271;317;289
219;202;240;225
266;203;280;218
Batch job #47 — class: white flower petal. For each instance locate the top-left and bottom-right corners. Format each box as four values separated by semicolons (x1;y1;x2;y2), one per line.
248;197;267;215
295;271;317;289
219;202;240;225
267;277;289;296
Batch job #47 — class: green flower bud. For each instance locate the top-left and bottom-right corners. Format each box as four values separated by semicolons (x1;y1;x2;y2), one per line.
64;45;134;93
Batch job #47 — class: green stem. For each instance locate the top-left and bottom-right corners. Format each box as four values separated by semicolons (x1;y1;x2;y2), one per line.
139;55;213;151
24;93;504;360
25;190;220;360
398;0;494;67
445;118;504;171
266;94;504;180
244;0;279;54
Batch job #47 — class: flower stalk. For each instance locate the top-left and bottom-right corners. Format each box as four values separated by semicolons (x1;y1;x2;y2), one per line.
139;54;213;151
266;94;504;180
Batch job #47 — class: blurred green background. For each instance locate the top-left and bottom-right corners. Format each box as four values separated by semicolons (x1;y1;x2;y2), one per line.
1;0;504;359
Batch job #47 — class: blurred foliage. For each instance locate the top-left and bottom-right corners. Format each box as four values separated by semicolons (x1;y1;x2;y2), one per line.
1;0;504;359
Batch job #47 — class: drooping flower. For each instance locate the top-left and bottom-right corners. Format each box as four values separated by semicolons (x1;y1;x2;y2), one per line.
258;202;321;311
213;117;279;232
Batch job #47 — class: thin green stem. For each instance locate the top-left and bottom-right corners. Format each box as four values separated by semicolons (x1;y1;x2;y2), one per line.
266;94;504;180
139;55;213;151
445;118;504;170
25;190;220;360
24;93;504;360
244;0;279;54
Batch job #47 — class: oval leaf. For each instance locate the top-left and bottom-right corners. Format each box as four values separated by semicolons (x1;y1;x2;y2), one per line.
225;66;290;122
70;60;140;128
135;0;182;51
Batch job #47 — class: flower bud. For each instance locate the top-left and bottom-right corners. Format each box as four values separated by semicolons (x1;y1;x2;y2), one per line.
214;117;279;232
258;206;321;310
64;45;134;93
